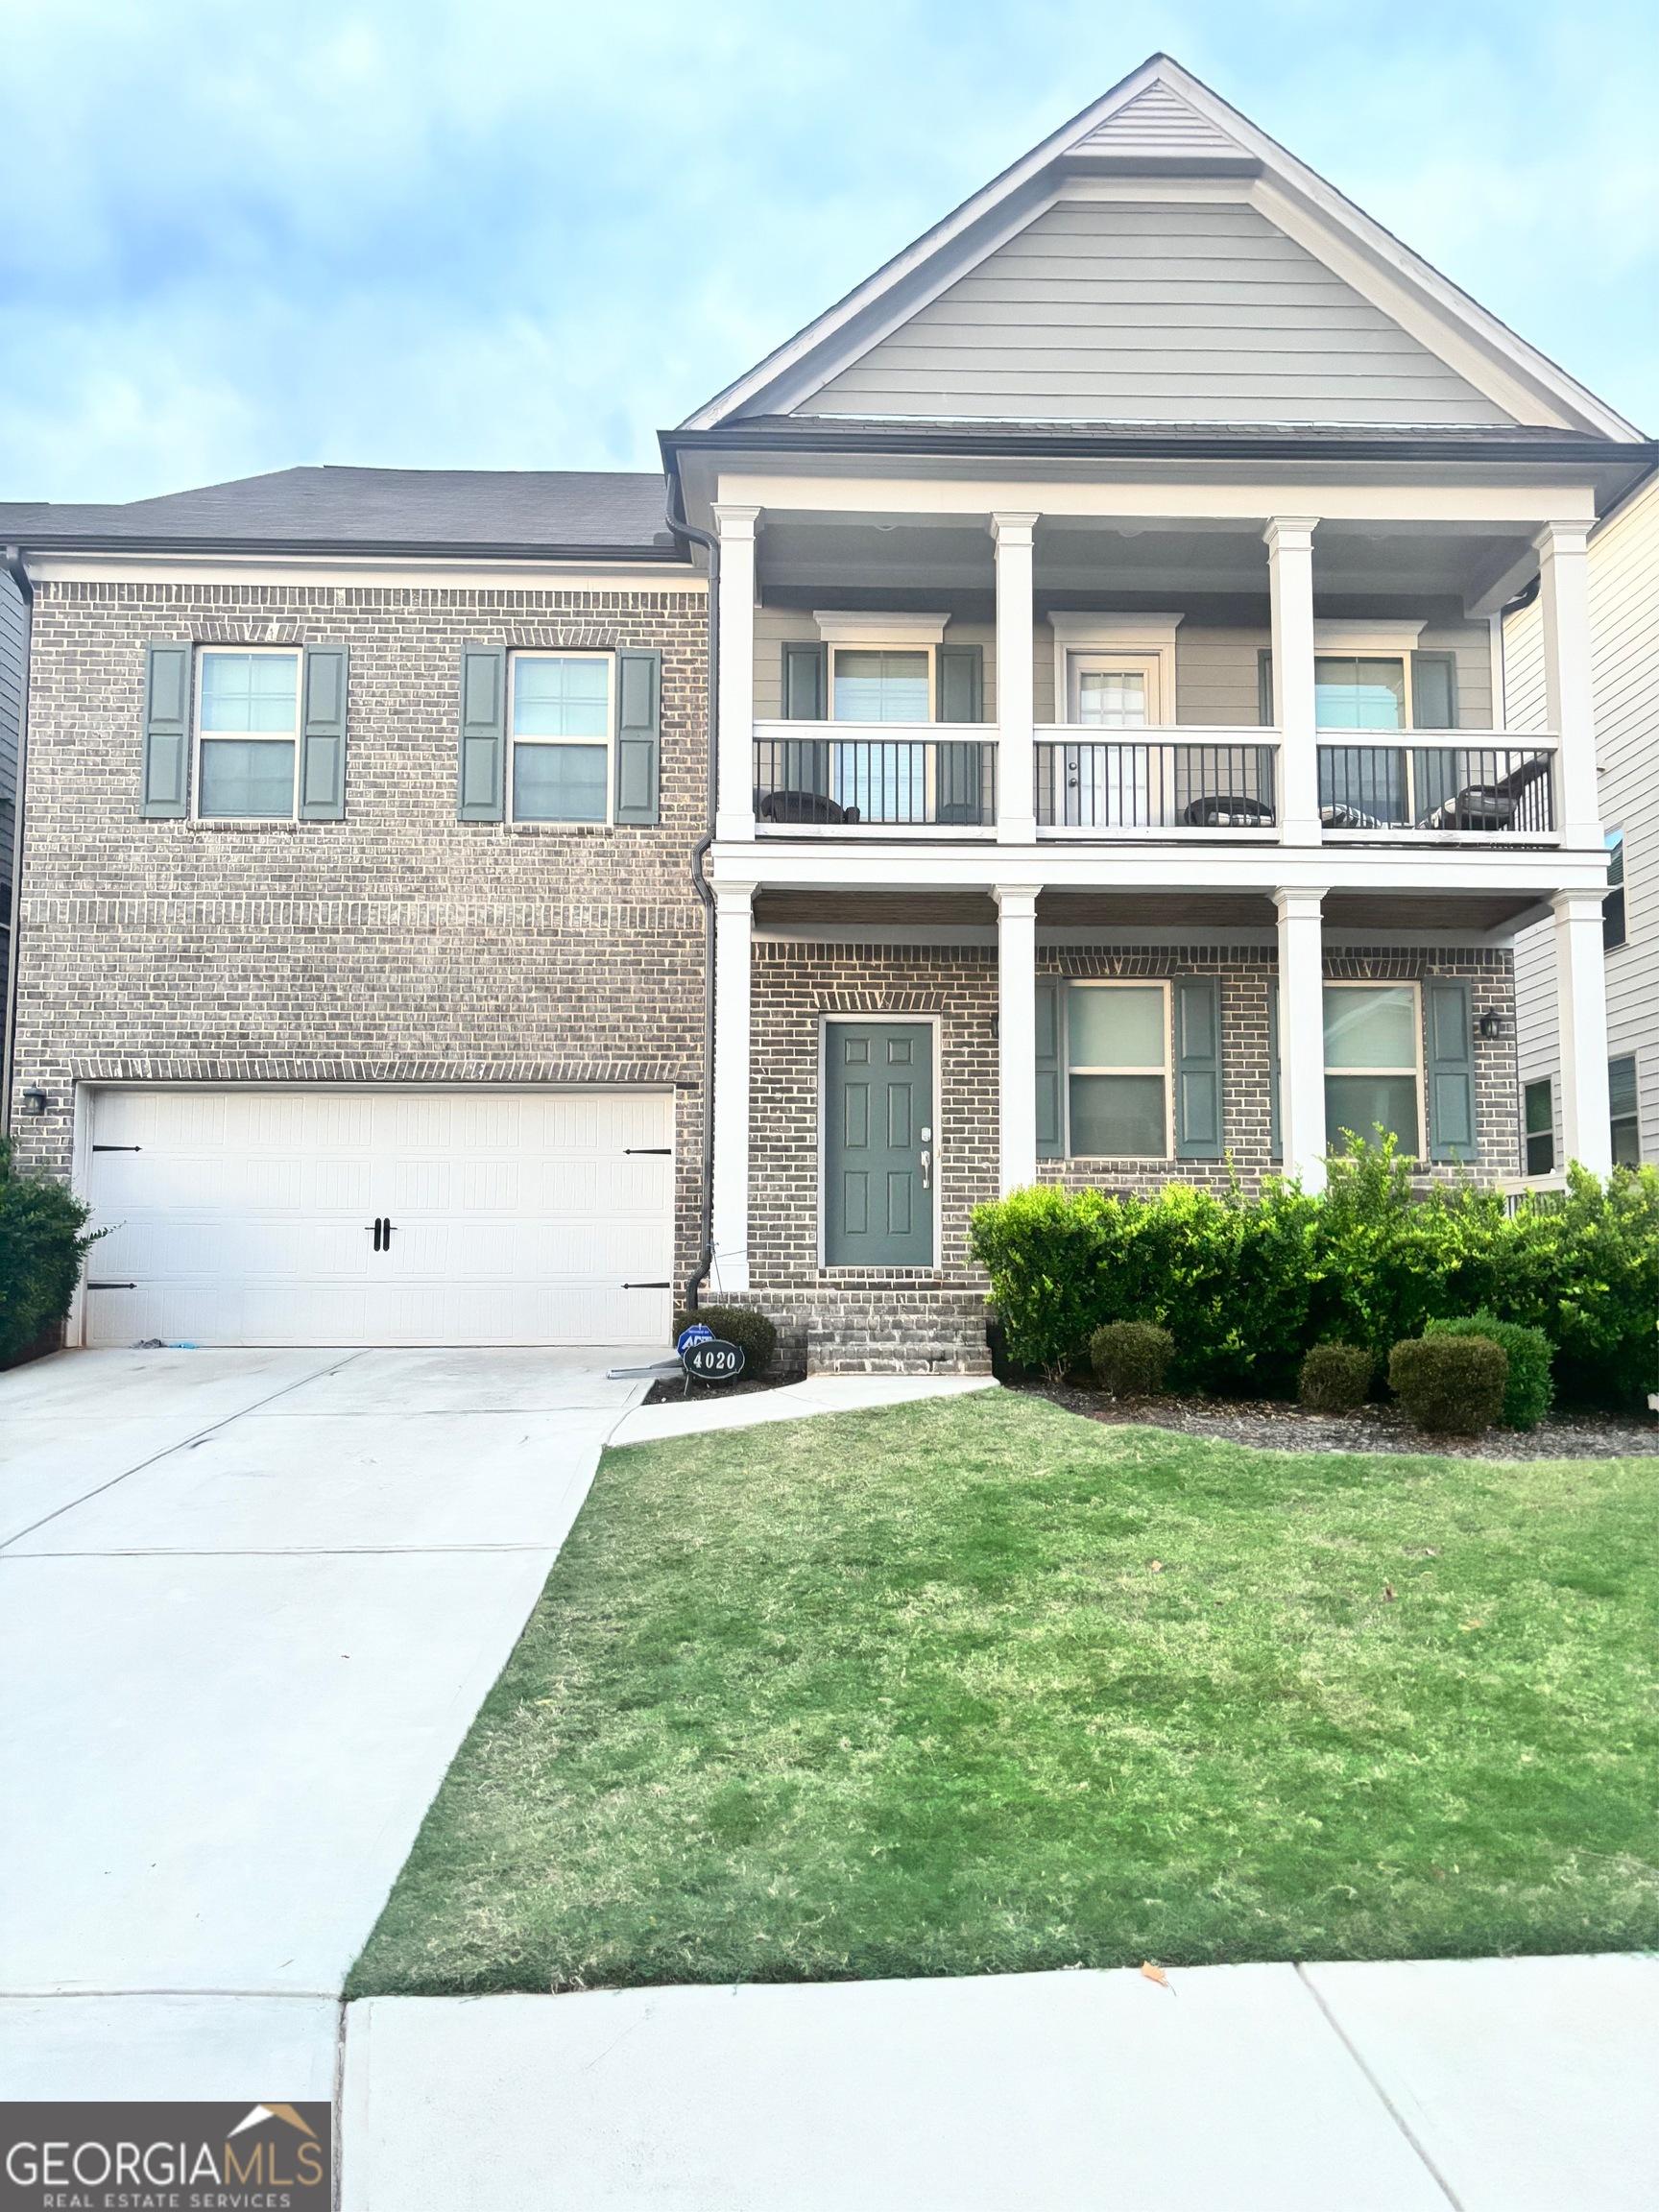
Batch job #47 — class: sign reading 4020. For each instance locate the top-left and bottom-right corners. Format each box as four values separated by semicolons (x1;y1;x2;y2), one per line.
682;1336;746;1382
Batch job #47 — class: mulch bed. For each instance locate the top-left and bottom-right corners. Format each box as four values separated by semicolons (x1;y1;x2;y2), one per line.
1025;1379;1659;1459
641;1370;801;1407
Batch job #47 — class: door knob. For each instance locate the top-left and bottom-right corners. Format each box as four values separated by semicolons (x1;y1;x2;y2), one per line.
920;1150;932;1190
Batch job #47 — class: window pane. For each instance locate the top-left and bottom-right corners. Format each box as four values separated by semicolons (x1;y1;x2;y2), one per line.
1608;1056;1638;1118
833;650;929;723
1314;657;1405;732
1323;985;1416;1070
1070;1073;1166;1157
200;652;299;733
1076;669;1147;727
1068;984;1166;1069
1612;1117;1641;1168
514;743;608;821
1526;1130;1555;1176
1524;1079;1553;1136
199;738;296;817
514;657;610;737
1325;1075;1419;1155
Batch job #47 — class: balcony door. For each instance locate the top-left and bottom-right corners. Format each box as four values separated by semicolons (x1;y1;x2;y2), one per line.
823;1022;935;1266
1063;651;1161;827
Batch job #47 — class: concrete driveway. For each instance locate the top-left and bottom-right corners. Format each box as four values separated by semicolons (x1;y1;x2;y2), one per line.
0;1344;649;2099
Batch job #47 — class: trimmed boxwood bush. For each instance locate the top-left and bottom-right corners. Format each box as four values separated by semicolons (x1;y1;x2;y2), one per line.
1298;1344;1375;1412
1426;1310;1553;1430
967;1141;1658;1410
1089;1320;1173;1396
672;1306;778;1376
0;1142;100;1365
1388;1334;1508;1434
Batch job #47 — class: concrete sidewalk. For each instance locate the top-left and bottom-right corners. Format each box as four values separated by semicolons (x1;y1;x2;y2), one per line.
340;1954;1658;2211
608;1370;996;1445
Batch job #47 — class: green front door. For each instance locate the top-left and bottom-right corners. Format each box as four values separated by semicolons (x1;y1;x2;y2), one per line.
824;1021;934;1266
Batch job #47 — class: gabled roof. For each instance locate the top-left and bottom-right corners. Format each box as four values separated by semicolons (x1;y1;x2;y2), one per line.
0;465;680;559
681;54;1642;442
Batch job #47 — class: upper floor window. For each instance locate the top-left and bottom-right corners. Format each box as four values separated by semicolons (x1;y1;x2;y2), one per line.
1610;1056;1640;1167
831;649;931;722
1604;830;1626;950
1524;1079;1555;1177
197;649;301;818
1314;657;1405;731
512;653;611;823
1324;982;1422;1157
1071;662;1151;727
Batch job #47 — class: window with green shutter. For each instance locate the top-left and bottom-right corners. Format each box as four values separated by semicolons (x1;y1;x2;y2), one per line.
1035;980;1062;1158
1425;978;1476;1163
1173;976;1222;1160
140;640;193;817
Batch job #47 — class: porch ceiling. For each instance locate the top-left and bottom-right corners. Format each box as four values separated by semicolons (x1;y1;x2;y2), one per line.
751;886;1545;939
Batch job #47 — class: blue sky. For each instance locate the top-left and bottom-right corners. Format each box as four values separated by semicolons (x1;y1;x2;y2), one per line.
1;0;1653;502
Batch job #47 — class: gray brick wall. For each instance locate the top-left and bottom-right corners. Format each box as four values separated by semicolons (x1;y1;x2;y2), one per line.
9;577;711;1283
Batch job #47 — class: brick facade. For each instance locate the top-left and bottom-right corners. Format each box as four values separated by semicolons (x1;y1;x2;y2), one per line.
743;935;1519;1372
8;577;711;1286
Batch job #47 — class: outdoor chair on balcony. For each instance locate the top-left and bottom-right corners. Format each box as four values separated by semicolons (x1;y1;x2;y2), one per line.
1319;800;1387;829
1180;793;1276;829
754;787;861;825
1413;753;1551;833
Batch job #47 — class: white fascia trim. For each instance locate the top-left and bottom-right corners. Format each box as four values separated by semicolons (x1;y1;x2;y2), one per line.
23;552;703;591
1312;619;1427;654
813;610;950;645
684;53;1641;442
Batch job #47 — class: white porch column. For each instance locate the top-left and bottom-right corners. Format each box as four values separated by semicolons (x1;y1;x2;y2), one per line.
1552;890;1613;1176
1274;886;1329;1193
995;884;1041;1194
1535;522;1600;847
992;512;1039;844
710;878;757;1292
1264;517;1321;846
713;504;759;844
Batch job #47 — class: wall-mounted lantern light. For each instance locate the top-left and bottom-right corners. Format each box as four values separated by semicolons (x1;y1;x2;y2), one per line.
19;1088;48;1116
1477;1011;1511;1042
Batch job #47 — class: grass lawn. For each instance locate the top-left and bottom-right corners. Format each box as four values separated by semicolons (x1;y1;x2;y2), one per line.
349;1391;1657;1995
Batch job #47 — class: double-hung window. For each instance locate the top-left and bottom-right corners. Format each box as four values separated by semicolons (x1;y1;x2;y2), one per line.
197;649;301;818
1066;982;1170;1159
1524;1079;1555;1176
1314;658;1407;731
831;649;931;723
512;653;611;823
1610;1056;1640;1167
1604;830;1626;950
1324;983;1422;1156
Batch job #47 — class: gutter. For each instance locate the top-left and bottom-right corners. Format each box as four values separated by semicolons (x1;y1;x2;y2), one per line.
661;477;720;1315
0;534;692;565
2;546;31;1140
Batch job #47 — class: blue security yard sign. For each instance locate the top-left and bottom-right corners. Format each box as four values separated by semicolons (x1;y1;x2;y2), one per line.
676;1323;714;1356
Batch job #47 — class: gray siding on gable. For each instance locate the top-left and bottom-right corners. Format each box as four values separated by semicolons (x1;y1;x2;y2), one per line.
799;200;1515;426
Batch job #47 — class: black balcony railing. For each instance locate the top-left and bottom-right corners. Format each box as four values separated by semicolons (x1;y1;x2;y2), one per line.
1318;745;1555;833
754;734;997;827
1035;741;1277;830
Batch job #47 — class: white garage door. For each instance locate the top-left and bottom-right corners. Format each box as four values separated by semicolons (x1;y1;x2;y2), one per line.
82;1088;676;1348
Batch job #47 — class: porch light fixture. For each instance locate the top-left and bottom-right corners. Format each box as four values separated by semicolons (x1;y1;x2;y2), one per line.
1477;1011;1511;1041
19;1088;47;1116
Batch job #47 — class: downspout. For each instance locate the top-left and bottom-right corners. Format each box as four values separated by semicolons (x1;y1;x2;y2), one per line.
1;547;32;1141
662;481;719;1312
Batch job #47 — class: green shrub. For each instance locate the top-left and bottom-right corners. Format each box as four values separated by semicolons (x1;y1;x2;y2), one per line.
0;1142;100;1364
1298;1344;1375;1412
1426;1310;1553;1430
1088;1320;1173;1396
967;1145;1658;1411
1388;1334;1508;1434
673;1306;778;1376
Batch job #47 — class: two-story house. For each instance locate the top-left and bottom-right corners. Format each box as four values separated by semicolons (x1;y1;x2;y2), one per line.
2;56;1651;1373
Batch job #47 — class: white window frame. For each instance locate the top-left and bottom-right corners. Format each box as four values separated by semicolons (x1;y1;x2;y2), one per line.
508;649;614;826
193;644;302;822
1050;613;1181;727
1062;978;1173;1161
1523;1076;1556;1178
1312;620;1427;732
1322;979;1426;1159
812;613;949;725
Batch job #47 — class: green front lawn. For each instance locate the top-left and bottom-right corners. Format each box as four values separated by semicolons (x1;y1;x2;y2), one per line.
349;1392;1657;1995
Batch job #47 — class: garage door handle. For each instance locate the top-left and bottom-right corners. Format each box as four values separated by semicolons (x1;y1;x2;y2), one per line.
366;1217;396;1252
626;1147;672;1155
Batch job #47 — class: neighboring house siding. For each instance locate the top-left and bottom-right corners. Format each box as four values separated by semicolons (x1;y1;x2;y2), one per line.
798;201;1515;425
9;576;711;1279
1510;472;1659;1165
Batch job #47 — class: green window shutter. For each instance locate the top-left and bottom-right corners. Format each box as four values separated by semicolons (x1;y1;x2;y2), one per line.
782;642;827;720
457;644;506;822
1411;651;1458;730
140;640;193;817
1267;976;1282;1163
299;642;349;820
615;648;661;826
1426;978;1476;1162
937;643;983;724
1035;979;1063;1158
1174;975;1223;1160
1258;648;1274;729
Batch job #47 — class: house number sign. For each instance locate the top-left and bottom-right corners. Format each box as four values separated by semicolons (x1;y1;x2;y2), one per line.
682;1337;746;1382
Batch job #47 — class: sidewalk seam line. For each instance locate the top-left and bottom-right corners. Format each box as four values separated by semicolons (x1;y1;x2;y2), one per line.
0;1351;370;1552
1295;1964;1467;2211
